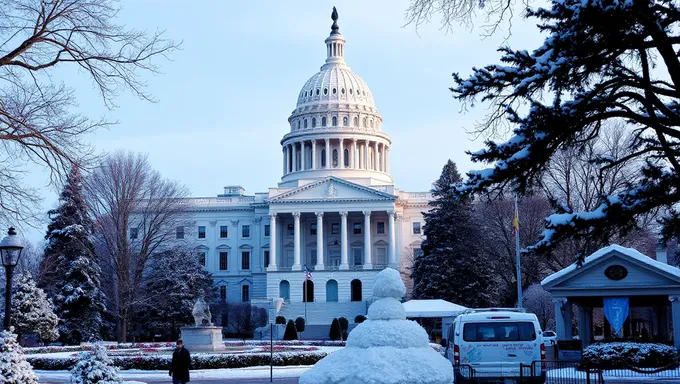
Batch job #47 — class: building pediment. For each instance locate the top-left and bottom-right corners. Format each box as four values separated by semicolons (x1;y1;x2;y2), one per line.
268;177;396;204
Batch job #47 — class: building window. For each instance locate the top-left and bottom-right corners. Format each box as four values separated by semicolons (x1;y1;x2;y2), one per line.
332;116;337;126
220;286;227;302
176;226;184;239
332;149;338;167
323;88;328;96
264;250;270;267
312;118;317;128
198;226;206;239
353;248;363;265
331;223;340;235
297;121;300;130
130;227;138;240
242;225;250;238
370;120;374;128
413;222;422;235
362;117;367;127
304;119;308;129
351;279;362;301
242;285;250;302
321;150;327;167
311;250;317;265
344;149;349;167
343;116;349;126
241;251;250;270
279;280;290;300
287;224;294;236
220;225;228;238
322;117;327;127
310;224;317;236
377;222;385;234
264;224;270;237
219;252;228;270
353;117;358;126
353;223;362;235
198;252;206;266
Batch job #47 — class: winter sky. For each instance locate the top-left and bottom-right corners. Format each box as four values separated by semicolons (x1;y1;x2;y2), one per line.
19;0;547;243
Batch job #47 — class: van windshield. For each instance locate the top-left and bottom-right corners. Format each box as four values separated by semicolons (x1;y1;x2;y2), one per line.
463;322;536;342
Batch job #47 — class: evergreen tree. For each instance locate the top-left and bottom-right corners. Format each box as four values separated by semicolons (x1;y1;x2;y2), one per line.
10;272;59;344
412;160;496;308
329;318;341;341
133;248;215;340
0;330;38;384
451;0;680;262
42;167;104;344
69;345;122;384
283;320;298;340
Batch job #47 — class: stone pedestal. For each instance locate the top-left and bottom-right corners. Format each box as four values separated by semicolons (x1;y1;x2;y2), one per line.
179;326;226;352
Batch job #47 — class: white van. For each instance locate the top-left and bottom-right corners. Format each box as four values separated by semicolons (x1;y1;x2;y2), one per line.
441;308;546;384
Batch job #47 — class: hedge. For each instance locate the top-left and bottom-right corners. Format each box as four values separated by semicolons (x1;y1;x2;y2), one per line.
28;350;329;371
581;342;678;369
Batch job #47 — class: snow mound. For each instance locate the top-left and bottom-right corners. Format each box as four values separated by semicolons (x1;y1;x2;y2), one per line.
372;268;406;299
347;320;429;349
299;268;452;384
367;297;405;320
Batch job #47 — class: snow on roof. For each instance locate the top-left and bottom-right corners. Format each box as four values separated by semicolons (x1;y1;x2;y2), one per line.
402;299;467;318
541;244;680;286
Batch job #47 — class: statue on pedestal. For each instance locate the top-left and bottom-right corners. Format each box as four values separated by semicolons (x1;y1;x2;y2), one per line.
192;298;212;327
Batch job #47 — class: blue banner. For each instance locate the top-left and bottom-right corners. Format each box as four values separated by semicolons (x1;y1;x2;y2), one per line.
603;297;629;336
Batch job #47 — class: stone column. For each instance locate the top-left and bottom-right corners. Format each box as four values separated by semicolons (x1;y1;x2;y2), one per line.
283;147;287;175
363;211;372;269
293;212;302;270
388;210;396;268
267;214;277;271
352;139;357;169
373;142;378;171
301;141;306;170
312;140;317;170
288;144;293;173
380;144;386;172
671;295;680;349
325;139;330;169
364;141;369;170
553;298;570;341
315;212;325;270
386;146;390;173
577;305;588;347
339;139;344;168
340;211;349;270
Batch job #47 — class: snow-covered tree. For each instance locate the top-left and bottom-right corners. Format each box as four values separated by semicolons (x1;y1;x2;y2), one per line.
69;344;121;384
10;272;59;344
523;284;555;331
42;167;104;344
412;160;497;307
452;0;680;264
0;329;39;384
133;248;214;340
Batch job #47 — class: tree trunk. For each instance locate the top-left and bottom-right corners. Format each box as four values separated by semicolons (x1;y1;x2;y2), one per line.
118;307;128;342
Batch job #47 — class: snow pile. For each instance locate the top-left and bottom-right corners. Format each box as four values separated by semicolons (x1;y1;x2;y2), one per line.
0;329;39;384
299;268;453;384
69;344;122;384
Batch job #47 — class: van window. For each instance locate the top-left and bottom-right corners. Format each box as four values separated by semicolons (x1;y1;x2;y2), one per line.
462;322;536;342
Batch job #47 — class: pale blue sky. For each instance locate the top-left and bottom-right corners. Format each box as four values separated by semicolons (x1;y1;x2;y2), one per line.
20;0;546;243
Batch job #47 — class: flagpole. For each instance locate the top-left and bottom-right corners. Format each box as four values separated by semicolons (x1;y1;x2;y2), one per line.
304;267;307;326
515;195;523;309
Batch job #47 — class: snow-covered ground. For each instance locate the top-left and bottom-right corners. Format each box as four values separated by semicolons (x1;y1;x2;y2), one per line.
547;367;680;382
36;365;312;382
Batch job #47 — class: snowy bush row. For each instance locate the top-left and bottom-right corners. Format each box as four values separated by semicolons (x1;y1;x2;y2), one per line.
582;342;678;369
225;340;346;347
24;342;176;354
27;350;329;371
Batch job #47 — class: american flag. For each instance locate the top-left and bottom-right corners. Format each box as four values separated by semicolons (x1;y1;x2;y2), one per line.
305;266;313;281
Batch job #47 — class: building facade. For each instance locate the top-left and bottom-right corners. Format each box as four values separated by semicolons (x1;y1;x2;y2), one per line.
182;11;431;324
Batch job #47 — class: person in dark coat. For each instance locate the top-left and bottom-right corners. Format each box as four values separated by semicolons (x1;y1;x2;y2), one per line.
169;339;191;384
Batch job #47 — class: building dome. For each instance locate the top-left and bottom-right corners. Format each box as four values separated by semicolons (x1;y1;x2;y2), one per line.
280;7;392;188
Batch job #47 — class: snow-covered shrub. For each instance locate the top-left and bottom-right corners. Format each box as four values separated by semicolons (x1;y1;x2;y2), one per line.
69;344;122;383
582;342;677;369
11;271;60;343
329;318;341;341
0;329;39;384
283;320;298;340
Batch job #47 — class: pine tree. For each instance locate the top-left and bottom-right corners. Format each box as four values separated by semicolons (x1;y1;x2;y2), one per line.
11;272;59;344
42;167;104;344
69;344;122;384
0;330;39;384
284;320;298;340
412;160;496;308
329;318;341;341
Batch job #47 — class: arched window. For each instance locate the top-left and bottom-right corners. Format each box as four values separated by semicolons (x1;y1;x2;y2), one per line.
351;279;362;302
303;280;314;302
332;149;338;167
322;117;327;127
279;280;290;300
343;116;349;126
353;117;358;127
312;118;316;128
362;117;367;127
321;149;327;167
332;116;337;126
370;120;374;128
344;149;349;167
304;119;308;129
326;280;338;302
298;121;301;130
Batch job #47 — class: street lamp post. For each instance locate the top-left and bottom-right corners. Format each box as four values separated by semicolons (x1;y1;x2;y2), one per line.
0;227;24;330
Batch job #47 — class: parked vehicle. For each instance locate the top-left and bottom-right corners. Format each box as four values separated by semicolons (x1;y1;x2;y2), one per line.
441;308;546;384
542;330;557;346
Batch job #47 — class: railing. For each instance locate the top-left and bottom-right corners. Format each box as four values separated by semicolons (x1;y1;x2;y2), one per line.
349;265;364;271
276;266;293;272
325;265;340;271
372;264;387;270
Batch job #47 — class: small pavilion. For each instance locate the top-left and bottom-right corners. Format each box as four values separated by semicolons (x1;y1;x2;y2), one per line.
403;299;467;342
541;245;680;348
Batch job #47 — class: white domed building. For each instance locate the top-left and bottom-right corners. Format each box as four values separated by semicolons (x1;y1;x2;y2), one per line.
179;8;431;331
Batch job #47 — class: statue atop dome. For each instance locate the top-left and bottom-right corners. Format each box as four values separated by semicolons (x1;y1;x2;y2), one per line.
331;6;339;32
